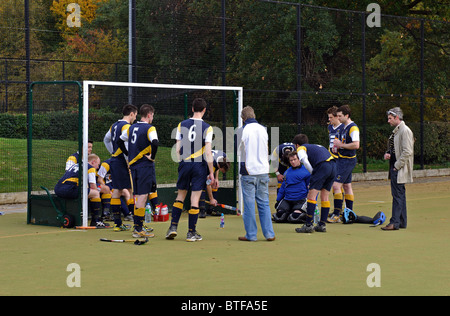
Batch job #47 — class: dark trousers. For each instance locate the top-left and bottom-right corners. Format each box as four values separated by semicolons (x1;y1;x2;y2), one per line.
389;168;407;229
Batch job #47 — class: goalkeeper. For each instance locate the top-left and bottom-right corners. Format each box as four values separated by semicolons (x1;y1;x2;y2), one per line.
273;151;311;223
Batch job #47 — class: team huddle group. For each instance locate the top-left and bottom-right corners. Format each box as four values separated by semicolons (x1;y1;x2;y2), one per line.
54;98;414;242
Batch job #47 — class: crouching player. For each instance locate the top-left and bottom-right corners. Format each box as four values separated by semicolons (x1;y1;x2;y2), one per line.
273;151;310;224
55;154;108;228
199;150;230;218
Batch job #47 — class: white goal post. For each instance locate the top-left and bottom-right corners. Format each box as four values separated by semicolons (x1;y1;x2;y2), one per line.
81;80;244;227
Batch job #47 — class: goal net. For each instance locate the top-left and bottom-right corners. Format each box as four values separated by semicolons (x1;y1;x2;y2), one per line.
28;80;243;228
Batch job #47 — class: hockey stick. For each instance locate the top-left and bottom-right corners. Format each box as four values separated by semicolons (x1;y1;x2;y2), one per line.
205;201;239;214
99;237;149;245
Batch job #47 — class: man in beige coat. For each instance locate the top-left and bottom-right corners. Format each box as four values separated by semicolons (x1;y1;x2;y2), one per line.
382;107;414;230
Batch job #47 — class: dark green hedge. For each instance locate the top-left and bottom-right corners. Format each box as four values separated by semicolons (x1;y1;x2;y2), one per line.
1;112;448;164
0;111;184;147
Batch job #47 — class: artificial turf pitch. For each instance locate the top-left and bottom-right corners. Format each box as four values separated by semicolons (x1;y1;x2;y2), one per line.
1;177;449;296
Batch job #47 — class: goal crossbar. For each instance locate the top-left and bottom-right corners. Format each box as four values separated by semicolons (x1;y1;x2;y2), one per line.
81;80;244;227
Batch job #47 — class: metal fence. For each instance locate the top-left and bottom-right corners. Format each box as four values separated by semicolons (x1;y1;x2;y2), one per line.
0;0;448;192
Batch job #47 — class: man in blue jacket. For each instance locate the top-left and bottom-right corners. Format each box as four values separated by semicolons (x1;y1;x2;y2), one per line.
273;151;311;223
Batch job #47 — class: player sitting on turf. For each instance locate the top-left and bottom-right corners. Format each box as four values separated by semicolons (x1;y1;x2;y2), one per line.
273;151;311;223
271;142;296;194
55;153;109;228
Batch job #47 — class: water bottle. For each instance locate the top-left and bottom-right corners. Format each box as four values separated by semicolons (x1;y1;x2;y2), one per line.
220;213;225;228
206;179;211;186
145;203;152;223
161;204;168;215
314;205;320;224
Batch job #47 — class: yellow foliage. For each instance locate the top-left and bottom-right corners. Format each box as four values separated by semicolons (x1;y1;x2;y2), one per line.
50;0;108;32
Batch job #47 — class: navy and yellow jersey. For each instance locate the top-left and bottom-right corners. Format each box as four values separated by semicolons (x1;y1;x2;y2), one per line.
328;123;344;158
57;162;97;187
106;120;132;158
65;151;79;171
126;121;158;167
337;122;360;159
271;142;296;171
176;118;213;162
296;144;334;173
97;158;112;185
212;150;227;173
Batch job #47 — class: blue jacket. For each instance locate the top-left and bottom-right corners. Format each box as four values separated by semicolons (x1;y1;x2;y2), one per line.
277;165;310;202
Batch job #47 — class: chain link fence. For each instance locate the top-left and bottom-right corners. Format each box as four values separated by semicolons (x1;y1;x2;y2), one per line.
0;0;448;193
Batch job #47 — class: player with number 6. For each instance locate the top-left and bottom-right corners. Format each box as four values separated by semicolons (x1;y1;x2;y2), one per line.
166;98;217;242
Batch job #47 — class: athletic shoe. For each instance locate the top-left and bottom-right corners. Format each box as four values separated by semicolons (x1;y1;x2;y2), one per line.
113;224;131;232
328;214;341;223
123;214;133;221
295;224;314;233
132;229;155;238
143;224;154;232
186;231;203;242
314;224;327;232
165;225;178;240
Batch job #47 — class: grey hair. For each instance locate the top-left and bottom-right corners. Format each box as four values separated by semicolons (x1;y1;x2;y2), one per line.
386;107;403;120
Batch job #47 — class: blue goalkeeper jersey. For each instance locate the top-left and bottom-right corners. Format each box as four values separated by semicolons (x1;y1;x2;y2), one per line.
276;165;310;202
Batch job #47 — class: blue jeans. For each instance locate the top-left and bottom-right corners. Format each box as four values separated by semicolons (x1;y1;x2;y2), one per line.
241;174;275;240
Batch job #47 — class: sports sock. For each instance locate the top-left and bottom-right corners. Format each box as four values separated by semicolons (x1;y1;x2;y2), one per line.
149;192;159;209
120;197;130;216
127;198;135;216
101;193;111;213
199;190;206;213
134;207;145;231
188;207;200;232
170;200;183;227
90;197;102;222
333;192;343;216
111;198;122;226
305;199;316;225
320;201;331;225
344;194;354;211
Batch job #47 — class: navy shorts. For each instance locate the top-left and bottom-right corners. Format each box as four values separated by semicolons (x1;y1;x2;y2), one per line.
335;157;356;184
54;182;79;199
309;160;336;192
131;162;155;195
110;157;131;190
177;161;207;191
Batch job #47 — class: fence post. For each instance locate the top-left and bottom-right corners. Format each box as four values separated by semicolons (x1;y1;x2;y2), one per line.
361;12;367;173
296;4;302;134
420;19;425;170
